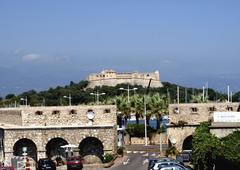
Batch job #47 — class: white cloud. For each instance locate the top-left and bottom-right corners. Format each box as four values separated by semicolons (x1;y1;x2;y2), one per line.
22;53;41;61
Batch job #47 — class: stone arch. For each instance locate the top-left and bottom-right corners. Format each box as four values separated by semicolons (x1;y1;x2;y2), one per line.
182;135;193;150
13;138;37;161
79;137;104;160
46;137;68;163
168;139;172;147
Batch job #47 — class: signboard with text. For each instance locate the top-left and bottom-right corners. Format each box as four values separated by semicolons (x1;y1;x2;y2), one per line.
214;112;240;122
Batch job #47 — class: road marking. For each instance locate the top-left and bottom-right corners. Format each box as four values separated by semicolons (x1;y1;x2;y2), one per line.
133;151;139;154
126;151;132;154
151;153;156;157
142;153;149;157
140;151;146;154
142;159;149;165
123;158;130;165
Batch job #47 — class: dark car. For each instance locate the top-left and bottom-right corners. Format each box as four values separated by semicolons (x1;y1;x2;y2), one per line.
177;150;192;163
66;156;83;170
148;158;158;170
37;158;56;170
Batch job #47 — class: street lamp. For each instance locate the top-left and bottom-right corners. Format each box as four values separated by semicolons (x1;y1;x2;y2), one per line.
144;78;152;146
63;94;72;106
90;91;105;105
20;97;27;107
119;85;137;102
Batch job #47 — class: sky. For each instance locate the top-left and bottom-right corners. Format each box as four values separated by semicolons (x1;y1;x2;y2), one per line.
0;0;240;96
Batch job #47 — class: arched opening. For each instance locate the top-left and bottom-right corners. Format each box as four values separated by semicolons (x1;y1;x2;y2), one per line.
13;138;37;161
168;139;172;148
79;137;104;160
182;135;193;150
46;138;68;165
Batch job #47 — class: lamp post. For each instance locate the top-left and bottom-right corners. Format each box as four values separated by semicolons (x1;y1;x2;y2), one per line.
20;97;27;107
119;85;137;103
144;78;152;146
90;91;105;105
63;94;72;106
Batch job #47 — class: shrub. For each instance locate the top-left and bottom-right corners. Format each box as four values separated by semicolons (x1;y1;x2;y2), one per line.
126;124;156;137
117;147;124;156
166;146;179;157
103;153;114;163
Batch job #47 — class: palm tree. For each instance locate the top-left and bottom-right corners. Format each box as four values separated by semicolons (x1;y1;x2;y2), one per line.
149;93;168;129
116;96;131;124
130;94;144;124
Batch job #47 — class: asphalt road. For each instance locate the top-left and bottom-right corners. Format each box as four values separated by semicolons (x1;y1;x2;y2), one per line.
98;153;152;170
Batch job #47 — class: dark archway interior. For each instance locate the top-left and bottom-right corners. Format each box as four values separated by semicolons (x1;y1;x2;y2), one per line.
13;138;37;161
182;135;193;150
46;138;68;159
168;139;172;148
79;137;104;159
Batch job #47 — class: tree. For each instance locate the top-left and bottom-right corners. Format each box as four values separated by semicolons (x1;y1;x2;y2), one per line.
116;96;131;123
130;94;144;124
192;122;222;170
148;94;168;129
222;131;240;168
5;94;15;100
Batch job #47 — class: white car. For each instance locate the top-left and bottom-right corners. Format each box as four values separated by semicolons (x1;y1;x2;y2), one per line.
153;162;190;170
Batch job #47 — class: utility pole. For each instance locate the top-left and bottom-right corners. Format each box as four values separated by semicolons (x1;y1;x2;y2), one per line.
144;78;152;146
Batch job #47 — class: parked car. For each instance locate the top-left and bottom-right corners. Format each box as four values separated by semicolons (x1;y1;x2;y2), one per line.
158;164;191;170
152;161;190;170
148;157;184;170
148;158;159;170
177;150;192;163
37;158;56;170
66;156;83;170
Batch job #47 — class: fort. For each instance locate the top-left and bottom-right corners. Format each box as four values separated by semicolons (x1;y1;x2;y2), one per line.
0;105;117;166
87;69;163;88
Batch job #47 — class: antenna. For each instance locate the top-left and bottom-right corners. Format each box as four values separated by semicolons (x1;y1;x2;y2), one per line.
227;85;230;103
177;86;179;104
202;86;205;102
185;88;188;103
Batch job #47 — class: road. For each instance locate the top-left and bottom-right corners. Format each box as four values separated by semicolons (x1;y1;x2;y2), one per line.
97;152;159;170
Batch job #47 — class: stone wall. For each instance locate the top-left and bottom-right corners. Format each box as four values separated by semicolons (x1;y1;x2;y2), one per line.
168;102;240;151
0;105;117;127
3;125;117;165
167;126;196;151
87;69;163;88
0;105;118;166
0;109;22;126
169;102;240;125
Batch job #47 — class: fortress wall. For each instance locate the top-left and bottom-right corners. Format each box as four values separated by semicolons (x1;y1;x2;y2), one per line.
21;105;117;126
0;109;22;126
88;78;163;88
169;103;240;125
87;70;162;88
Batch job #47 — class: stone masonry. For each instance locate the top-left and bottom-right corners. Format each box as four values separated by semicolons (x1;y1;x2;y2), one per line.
87;69;163;88
168;102;240;151
0;105;117;166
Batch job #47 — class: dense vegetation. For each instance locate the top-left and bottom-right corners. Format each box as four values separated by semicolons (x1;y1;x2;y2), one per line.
0;80;229;107
192;122;240;170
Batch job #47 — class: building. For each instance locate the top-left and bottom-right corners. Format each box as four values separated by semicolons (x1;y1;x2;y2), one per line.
0;105;117;166
87;69;163;88
167;102;240;151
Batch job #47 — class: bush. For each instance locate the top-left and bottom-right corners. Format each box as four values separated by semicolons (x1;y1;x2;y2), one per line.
166;146;179;157
117;147;124;156
126;124;156;137
103;153;114;163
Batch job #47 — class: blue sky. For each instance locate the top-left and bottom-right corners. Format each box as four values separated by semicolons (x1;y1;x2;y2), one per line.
0;1;240;96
